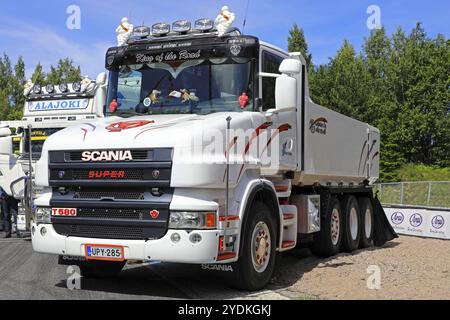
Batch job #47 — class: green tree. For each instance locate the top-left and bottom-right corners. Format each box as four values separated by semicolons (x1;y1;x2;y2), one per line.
0;54;13;120
308;23;449;181
46;58;81;84
288;24;312;69
31;63;46;85
310;40;370;120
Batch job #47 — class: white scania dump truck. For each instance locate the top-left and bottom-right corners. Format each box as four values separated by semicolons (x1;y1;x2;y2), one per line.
31;17;393;290
0;75;107;233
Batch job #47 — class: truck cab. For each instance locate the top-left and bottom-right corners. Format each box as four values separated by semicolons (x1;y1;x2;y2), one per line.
5;74;107;233
31;16;383;290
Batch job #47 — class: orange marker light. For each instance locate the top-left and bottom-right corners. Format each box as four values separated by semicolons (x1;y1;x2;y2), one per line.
205;212;216;228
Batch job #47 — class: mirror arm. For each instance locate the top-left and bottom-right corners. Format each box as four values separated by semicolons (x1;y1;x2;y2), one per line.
265;107;297;117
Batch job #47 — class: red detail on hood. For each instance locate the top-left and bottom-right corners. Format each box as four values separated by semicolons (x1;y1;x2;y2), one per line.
81;128;88;141
106;120;154;132
311;117;328;126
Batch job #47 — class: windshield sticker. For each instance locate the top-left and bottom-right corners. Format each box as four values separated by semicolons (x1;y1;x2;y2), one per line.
136;50;202;64
28;99;89;112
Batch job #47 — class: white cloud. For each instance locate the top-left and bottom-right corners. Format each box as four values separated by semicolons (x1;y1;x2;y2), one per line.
0;17;113;79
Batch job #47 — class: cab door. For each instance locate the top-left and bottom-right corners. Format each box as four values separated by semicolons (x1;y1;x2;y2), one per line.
259;48;298;173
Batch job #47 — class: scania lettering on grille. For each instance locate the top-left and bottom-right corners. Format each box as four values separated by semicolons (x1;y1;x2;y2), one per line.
81;150;133;162
88;170;126;179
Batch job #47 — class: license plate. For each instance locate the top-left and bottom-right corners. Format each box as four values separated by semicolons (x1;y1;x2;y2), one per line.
84;244;124;261
52;208;77;217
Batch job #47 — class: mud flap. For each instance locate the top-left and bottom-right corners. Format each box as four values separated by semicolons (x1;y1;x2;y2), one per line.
372;195;398;246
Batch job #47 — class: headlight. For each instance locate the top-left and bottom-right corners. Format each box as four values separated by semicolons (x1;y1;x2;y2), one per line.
33;84;42;94
35;207;51;224
172;20;191;34
152;23;170;36
59;83;68;93
72;82;81;92
46;84;55;94
169;211;216;229
195;18;214;32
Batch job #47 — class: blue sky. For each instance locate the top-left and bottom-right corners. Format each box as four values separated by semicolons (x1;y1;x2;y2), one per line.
0;0;448;78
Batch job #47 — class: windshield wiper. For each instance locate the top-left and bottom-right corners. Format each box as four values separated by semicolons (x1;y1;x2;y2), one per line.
115;110;144;118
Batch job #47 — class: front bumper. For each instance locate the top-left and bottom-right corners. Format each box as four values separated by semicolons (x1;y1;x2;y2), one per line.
31;223;223;264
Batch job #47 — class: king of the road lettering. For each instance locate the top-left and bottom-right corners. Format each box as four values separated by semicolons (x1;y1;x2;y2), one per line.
30;99;88;111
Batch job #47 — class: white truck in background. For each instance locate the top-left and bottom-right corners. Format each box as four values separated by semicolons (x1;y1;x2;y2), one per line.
0;74;107;234
31;13;394;290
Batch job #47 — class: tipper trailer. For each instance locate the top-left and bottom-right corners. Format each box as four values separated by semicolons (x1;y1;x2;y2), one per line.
31;13;394;290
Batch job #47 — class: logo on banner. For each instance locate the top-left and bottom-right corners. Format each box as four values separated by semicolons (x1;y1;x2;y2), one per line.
431;215;445;229
391;212;404;225
409;213;423;228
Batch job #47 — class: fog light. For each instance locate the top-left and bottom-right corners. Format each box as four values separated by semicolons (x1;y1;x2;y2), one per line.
40;227;47;237
46;84;55;94
171;233;181;243
190;233;202;243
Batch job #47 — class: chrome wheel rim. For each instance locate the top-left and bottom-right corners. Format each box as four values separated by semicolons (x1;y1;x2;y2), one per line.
331;208;340;246
365;208;372;239
349;207;358;240
251;221;271;273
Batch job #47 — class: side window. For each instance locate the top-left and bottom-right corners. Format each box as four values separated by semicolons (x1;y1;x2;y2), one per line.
262;51;284;110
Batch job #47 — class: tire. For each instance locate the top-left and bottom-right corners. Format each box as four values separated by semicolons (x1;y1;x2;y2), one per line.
358;197;374;248
341;195;361;252
79;260;126;278
310;197;343;257
231;201;277;291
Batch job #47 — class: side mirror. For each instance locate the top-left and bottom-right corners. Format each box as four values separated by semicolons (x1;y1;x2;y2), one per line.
279;58;301;74
0;136;12;155
96;72;107;87
255;98;263;111
275;74;297;109
0;127;12;138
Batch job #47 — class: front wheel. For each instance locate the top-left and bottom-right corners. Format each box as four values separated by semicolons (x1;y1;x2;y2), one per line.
231;201;277;291
79;260;126;278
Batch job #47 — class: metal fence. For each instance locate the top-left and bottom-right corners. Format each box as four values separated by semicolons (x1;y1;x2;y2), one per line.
374;181;450;209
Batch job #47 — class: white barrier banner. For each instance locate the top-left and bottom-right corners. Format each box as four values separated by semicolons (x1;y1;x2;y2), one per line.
384;206;450;240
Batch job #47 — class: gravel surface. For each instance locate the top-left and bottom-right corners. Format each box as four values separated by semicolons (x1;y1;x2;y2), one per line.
0;234;448;300
271;235;450;300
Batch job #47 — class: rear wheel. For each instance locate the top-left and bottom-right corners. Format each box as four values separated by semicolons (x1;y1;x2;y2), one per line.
358;197;374;248
310;197;342;257
341;196;361;252
79;260;126;278
231;201;277;291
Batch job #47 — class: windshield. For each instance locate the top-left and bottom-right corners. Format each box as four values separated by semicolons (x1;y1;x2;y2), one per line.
106;57;254;117
22;128;62;159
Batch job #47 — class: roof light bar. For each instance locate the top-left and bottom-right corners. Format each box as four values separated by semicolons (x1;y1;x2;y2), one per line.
152;23;170;36
195;18;214;32
172;20;191;34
